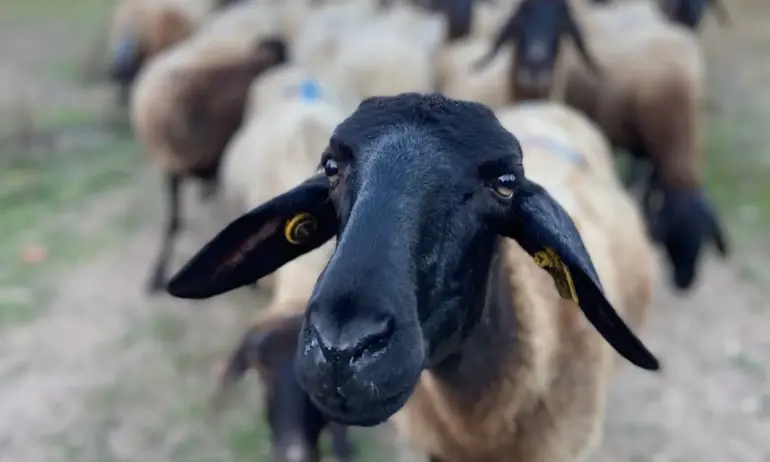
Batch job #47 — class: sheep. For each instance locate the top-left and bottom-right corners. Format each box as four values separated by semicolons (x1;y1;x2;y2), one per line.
106;0;241;97
165;93;660;462
658;0;729;31
130;0;288;293
212;308;354;462
480;0;729;290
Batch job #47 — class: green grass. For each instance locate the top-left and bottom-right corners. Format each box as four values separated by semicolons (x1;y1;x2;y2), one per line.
0;113;142;327
0;0;115;25
704;112;770;230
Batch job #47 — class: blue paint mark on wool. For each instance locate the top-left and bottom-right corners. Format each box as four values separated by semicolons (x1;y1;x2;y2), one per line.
298;79;323;101
521;136;587;167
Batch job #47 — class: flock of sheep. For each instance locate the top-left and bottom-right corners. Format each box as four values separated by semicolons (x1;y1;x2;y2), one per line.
103;0;732;461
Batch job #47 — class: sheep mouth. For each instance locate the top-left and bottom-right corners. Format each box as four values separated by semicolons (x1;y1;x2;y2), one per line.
307;382;415;427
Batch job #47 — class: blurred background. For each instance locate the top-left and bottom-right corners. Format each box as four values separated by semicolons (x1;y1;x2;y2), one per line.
0;0;768;460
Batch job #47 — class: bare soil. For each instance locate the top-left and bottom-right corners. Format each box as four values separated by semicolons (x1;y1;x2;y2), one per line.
0;1;768;461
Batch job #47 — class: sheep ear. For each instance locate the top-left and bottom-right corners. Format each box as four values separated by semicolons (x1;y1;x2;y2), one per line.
166;174;337;299
221;312;303;380
473;5;521;71
218;329;272;390
500;179;660;371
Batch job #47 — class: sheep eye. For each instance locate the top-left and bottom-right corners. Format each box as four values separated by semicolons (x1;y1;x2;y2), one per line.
491;173;517;199
323;158;340;182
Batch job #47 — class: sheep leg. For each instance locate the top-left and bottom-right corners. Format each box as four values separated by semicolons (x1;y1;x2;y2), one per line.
147;174;182;293
329;423;354;461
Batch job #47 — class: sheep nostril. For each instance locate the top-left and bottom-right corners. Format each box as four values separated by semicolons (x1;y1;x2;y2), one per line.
349;317;394;364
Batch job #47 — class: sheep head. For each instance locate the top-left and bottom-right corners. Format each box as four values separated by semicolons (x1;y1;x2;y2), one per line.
645;185;729;290
166;93;659;427
474;0;602;100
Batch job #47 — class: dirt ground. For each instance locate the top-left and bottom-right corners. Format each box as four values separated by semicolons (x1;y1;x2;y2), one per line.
0;1;769;461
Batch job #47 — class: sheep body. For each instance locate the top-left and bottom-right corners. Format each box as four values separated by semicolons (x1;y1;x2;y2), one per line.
387;101;655;462
287;0;384;59
130;0;287;291
130;0;283;174
292;2;444;99
566;7;704;189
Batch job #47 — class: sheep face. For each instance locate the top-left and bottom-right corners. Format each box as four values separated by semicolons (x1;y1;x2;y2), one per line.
645;187;728;290
166;93;659;427
476;0;601;101
659;0;729;30
215;312;352;462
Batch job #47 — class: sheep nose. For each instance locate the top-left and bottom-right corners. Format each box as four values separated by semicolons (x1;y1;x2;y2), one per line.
307;309;395;368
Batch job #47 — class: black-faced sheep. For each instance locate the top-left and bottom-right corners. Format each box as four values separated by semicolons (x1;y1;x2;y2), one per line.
165;93;660;462
658;0;729;31
482;0;729;290
474;0;603;102
130;2;287;293
213;309;354;462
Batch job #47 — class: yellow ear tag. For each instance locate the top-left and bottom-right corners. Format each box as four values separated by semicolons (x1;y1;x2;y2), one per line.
532;247;579;303
284;213;317;245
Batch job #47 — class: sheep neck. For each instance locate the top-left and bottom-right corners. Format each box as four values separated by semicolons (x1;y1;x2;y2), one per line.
428;241;522;415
